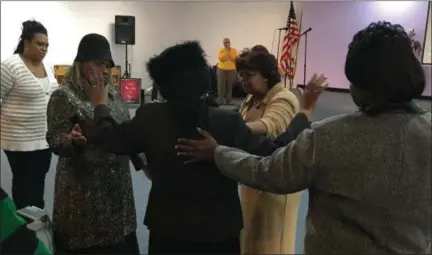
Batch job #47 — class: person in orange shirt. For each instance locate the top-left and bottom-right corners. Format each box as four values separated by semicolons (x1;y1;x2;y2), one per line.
216;38;238;105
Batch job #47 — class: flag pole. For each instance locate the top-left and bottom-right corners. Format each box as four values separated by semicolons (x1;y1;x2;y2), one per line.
293;6;303;89
284;2;291;89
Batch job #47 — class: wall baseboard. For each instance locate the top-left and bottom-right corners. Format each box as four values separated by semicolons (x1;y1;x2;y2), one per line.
296;85;432;101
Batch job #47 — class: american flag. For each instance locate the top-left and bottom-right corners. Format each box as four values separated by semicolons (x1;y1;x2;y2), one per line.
280;1;300;77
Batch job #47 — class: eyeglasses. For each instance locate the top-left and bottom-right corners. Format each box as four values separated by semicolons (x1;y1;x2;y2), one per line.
237;71;259;80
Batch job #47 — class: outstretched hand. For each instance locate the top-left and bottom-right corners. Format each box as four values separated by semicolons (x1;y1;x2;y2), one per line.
301;73;328;117
175;128;219;163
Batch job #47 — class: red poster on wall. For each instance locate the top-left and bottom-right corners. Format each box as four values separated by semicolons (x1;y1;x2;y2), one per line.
120;78;141;105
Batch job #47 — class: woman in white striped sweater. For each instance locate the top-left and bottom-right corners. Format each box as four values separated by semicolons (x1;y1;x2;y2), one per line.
0;20;57;210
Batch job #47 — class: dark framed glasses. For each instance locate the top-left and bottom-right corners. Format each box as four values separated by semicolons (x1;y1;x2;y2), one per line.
237;70;259;80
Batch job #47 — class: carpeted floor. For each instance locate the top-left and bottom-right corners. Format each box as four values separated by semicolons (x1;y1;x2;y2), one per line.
1;91;430;253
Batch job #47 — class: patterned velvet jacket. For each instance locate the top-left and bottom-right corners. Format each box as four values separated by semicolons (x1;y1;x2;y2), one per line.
46;83;137;250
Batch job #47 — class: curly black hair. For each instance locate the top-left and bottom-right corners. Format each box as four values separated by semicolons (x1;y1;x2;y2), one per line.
345;21;425;110
147;41;210;101
146;41;212;127
14;20;47;54
250;45;269;54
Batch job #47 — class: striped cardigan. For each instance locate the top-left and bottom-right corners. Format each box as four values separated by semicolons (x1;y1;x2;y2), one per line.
0;188;52;254
1;54;58;151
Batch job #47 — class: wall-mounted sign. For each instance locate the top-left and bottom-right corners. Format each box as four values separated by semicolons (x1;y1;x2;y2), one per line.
120;78;141;105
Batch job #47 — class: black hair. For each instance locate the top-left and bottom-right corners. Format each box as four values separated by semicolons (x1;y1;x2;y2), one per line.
345;21;425;113
146;41;211;129
250;45;269;54
236;50;281;89
14;20;48;54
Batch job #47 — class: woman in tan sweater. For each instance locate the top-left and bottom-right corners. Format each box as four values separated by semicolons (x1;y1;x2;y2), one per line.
236;48;301;254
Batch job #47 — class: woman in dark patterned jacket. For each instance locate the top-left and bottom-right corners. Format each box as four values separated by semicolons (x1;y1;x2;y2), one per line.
46;34;139;254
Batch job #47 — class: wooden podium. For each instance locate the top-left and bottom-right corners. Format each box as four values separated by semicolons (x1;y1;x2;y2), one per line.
54;65;69;85
110;66;121;86
54;65;121;86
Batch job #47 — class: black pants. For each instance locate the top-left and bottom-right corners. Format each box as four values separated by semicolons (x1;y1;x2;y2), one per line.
148;232;240;254
4;149;52;210
55;231;139;254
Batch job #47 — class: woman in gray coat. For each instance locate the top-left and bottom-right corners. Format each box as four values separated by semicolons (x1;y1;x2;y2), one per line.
177;21;431;254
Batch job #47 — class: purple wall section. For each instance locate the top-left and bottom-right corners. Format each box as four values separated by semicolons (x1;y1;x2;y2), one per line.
295;1;431;97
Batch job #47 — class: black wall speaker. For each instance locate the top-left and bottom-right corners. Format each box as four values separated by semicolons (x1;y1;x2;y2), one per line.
115;15;135;45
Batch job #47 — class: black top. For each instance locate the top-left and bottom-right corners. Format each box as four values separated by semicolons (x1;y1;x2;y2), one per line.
85;102;310;242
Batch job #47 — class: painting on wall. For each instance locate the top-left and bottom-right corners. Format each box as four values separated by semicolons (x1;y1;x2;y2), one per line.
120;78;141;105
54;65;121;86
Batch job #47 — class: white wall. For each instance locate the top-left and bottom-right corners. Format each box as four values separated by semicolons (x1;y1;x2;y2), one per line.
295;1;430;93
1;1;298;88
